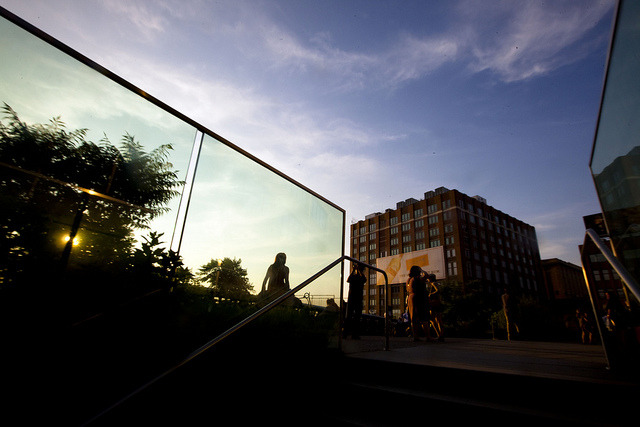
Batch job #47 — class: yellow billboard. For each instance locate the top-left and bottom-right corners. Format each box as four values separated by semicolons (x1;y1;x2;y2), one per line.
375;247;445;285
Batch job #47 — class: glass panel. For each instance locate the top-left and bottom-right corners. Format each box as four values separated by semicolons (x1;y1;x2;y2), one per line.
590;0;640;283
180;132;344;309
1;10;344;424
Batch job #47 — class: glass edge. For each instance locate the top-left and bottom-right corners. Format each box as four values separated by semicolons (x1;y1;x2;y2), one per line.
0;5;345;216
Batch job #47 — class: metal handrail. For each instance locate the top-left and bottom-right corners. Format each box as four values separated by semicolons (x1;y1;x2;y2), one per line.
580;228;640;370
84;254;389;425
584;229;640;302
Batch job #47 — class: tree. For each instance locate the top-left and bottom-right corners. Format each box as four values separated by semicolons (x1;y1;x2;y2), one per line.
198;257;254;300
130;231;193;290
0;104;183;287
440;279;499;337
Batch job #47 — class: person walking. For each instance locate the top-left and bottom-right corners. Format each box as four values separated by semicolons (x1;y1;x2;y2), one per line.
428;274;444;341
345;263;366;339
501;288;519;341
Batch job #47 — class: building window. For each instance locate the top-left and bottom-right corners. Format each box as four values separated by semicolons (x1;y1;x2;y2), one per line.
442;200;451;209
416;243;426;250
447;261;458;276
369;223;376;231
428;215;438;225
429;228;439;237
427;204;437;214
403;245;412;253
391;226;398;234
415;231;425;240
414;208;423;218
402;223;411;231
402;235;412;243
402;213;411;222
415;219;424;228
430;239;441;247
390;237;398;245
391;248;399;255
390;217;398;225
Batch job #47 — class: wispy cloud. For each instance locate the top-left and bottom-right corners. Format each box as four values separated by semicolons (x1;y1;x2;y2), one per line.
456;0;613;82
245;0;612;88
101;0;169;40
96;0;612;91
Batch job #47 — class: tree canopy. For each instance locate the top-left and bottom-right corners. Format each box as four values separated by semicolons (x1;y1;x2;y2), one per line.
198;257;254;300
0;104;182;287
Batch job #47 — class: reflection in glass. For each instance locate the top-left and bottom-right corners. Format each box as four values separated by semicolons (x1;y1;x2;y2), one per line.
0;15;196;246
180;133;344;302
590;0;640;283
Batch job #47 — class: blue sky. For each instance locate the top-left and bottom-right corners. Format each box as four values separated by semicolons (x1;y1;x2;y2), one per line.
1;0;616;266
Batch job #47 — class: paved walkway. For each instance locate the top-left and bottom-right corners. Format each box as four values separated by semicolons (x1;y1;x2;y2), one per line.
341;336;635;385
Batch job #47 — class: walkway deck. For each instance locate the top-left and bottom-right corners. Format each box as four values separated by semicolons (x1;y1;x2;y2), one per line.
341;336;635;385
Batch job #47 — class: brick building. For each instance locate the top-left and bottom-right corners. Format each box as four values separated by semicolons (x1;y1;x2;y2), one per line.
350;187;543;317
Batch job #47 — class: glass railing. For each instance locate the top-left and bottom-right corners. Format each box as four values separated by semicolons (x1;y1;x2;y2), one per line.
581;229;640;370
0;7;344;425
590;0;640;285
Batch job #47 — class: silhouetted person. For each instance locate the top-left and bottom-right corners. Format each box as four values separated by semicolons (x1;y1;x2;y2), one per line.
428;274;444;341
502;288;519;340
603;291;626;332
324;298;339;313
577;309;593;344
407;266;431;342
345;263;366;339
261;252;290;302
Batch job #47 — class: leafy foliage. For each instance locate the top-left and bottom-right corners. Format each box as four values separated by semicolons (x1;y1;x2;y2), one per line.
0;104;182;287
129;231;194;289
439;279;501;337
197;257;254;300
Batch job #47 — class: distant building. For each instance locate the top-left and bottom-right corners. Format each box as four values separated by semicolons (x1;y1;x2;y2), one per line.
541;258;588;301
350;187;543;317
580;213;626;307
